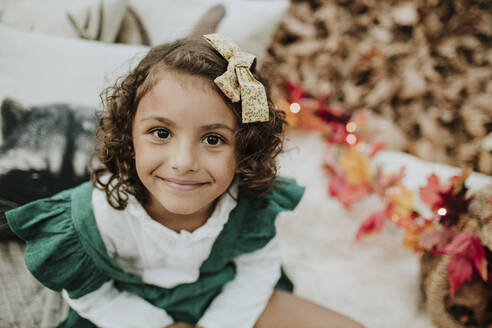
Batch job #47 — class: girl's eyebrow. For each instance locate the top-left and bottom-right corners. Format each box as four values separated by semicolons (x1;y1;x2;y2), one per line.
140;115;175;127
140;115;235;133
200;123;236;133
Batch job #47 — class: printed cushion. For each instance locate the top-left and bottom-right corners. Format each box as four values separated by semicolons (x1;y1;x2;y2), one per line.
0;0;128;42
128;0;289;59
0;25;148;108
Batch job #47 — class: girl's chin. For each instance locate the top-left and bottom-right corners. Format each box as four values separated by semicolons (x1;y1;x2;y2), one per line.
154;199;214;217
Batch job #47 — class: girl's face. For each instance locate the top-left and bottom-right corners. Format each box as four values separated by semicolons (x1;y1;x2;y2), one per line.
132;72;237;225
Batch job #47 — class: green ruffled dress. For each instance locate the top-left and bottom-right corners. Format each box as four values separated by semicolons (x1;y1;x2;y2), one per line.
6;177;304;327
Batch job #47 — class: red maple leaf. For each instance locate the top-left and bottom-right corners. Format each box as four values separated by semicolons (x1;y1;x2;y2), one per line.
316;103;351;126
468;235;488;281
329;123;350;144
285;80;306;103
443;231;488;296
419;174;451;208
443;231;476;255
447;255;473;297
329;174;369;209
355;206;391;242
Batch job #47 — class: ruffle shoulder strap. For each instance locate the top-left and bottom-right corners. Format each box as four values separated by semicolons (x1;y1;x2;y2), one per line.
233;176;305;254
6;183;110;299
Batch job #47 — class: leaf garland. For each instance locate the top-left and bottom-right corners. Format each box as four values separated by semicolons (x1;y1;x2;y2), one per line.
278;80;490;297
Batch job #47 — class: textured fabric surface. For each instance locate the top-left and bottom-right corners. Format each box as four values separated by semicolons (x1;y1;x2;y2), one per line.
0;241;68;328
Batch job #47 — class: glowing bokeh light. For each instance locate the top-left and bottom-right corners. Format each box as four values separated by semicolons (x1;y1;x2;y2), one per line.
290;102;301;113
346;134;357;145
437;208;447;216
346;122;357;133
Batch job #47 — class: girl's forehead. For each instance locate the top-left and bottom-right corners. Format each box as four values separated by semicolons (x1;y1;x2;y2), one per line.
136;68;217;107
136;72;238;128
154;71;216;94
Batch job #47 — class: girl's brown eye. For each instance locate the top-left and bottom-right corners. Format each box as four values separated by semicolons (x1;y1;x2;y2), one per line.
203;134;224;145
152;128;170;139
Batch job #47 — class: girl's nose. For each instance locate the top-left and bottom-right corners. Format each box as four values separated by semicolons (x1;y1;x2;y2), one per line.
170;139;199;173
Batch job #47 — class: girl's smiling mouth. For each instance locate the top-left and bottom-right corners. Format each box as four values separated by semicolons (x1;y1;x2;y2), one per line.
159;177;208;191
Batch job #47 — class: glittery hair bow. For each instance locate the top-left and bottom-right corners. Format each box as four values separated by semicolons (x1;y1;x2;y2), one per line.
203;33;269;123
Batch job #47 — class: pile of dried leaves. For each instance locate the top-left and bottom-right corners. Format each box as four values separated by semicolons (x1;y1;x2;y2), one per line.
261;0;492;174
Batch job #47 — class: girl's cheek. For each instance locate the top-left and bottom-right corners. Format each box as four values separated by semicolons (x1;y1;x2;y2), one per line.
205;148;235;166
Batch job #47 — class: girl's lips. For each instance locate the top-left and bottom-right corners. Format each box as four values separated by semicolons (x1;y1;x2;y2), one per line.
160;178;207;191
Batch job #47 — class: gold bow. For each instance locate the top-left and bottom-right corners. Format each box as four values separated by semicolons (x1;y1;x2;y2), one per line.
203;33;269;123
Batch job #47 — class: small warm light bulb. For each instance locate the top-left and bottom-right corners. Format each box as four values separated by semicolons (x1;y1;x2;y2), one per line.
290;102;301;113
346;122;357;133
346;134;357;145
437;207;447;216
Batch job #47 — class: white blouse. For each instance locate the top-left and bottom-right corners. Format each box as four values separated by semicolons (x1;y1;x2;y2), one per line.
62;183;282;328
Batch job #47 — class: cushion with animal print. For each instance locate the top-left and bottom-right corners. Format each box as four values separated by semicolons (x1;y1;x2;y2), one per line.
0;98;97;239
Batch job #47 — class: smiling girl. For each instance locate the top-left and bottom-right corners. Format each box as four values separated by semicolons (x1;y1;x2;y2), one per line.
6;34;363;328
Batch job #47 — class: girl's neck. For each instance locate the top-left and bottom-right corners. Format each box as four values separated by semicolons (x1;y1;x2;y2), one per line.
145;200;217;233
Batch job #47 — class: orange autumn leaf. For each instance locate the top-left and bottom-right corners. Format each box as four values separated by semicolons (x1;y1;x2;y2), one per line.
402;220;433;251
402;228;421;251
339;146;371;186
387;185;414;219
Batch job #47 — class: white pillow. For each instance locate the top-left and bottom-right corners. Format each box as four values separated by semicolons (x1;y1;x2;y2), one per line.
128;0;289;59
216;0;289;59
0;0;128;42
0;25;149;108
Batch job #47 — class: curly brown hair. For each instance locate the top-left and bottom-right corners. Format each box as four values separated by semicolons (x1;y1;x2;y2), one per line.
92;37;287;209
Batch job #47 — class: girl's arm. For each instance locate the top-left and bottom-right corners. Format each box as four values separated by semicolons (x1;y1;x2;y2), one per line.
62;280;174;328
197;236;282;328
